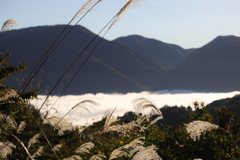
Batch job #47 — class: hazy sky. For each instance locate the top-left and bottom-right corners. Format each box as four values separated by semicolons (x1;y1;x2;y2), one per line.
1;0;240;48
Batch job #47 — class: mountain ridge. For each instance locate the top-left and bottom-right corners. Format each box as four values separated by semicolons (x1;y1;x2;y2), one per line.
114;35;190;70
0;25;240;94
0;25;168;94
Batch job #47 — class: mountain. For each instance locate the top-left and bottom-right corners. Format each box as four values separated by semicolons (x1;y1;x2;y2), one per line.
164;35;240;91
1;25;240;94
114;35;190;70
0;25;168;94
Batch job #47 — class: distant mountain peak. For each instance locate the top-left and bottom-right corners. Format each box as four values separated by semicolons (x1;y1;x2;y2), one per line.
114;34;190;69
207;35;240;46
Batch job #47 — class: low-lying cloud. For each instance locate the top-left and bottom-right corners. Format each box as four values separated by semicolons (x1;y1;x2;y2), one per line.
30;90;240;126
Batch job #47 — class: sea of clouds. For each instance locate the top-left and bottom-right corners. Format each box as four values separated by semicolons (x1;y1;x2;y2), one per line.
30;90;240;126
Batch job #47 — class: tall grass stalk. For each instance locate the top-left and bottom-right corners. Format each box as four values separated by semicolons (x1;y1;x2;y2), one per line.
108;0;142;31
40;0;143;116
12;1;104;159
38;13;117;114
11;134;34;160
19;0;103;94
1;1;145;159
53;100;98;128
104;107;117;130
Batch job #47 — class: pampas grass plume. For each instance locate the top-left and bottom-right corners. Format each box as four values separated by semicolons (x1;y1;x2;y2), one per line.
109;137;145;159
1;18;17;31
63;155;83;160
32;146;44;159
0;142;16;158
89;154;107;160
75;142;94;154
17;121;26;133
185;120;219;141
131;145;162;160
28;133;41;149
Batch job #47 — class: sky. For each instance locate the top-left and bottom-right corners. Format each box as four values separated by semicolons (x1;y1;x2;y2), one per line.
1;0;240;48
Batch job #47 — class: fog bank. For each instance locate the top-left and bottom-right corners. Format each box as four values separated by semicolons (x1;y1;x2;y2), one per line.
30;90;240;126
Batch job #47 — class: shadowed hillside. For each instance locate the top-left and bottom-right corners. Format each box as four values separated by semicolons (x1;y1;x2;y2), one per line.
1;25;240;94
114;35;190;70
0;25;168;94
163;35;240;92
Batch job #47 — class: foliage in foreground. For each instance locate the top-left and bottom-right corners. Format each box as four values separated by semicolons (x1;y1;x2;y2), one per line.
1;52;240;159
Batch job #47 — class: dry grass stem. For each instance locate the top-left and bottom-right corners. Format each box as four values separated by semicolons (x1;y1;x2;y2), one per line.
11;134;34;160
104;107;117;130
